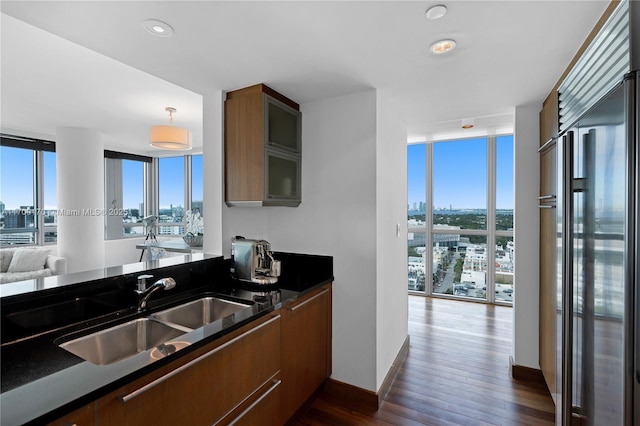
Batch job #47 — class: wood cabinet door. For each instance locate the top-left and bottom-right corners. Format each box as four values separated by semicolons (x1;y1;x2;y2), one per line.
540;144;557;198
540;91;558;147
539;205;557;396
97;313;281;426
280;284;332;422
47;402;95;426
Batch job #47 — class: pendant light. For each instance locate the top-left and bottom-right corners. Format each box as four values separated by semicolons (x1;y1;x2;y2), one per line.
149;107;192;150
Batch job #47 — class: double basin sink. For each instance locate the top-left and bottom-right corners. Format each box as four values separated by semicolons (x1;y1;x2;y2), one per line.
57;297;252;366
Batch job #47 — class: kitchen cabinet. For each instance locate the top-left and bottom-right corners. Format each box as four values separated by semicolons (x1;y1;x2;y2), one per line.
280;284;332;422
540;91;558;148
97;312;281;426
538;92;558;401
47;403;95;426
223;378;282;426
225;83;301;207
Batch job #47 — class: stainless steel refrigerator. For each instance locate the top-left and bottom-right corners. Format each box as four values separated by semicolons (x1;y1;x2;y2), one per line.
557;70;638;425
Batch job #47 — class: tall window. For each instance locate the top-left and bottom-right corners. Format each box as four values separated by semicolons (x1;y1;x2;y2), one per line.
104;151;151;240
1;136;57;246
191;155;203;216
1;146;36;245
42;151;58;243
158;156;185;236
122;159;145;236
105;153;202;240
407;135;514;304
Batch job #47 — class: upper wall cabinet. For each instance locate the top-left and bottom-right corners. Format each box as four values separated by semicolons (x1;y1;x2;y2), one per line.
224;84;301;207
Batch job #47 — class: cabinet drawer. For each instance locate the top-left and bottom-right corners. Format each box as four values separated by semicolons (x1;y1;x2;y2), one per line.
98;313;281;426
47;403;95;426
220;375;282;426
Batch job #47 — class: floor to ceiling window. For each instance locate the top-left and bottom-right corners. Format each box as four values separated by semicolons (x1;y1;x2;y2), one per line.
0;136;57;246
408;135;514;304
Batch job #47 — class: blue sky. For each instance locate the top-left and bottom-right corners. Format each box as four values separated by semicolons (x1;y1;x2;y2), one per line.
408;135;514;210
0;147;203;211
1;147;37;209
3;139;512;213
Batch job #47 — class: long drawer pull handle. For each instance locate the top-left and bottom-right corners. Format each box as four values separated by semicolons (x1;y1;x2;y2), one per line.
288;288;329;311
537;195;556;200
227;379;282;426
537;137;556;152
538;205;556;209
120;314;281;403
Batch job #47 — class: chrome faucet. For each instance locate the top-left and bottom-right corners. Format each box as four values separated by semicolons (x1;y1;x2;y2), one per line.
137;277;176;311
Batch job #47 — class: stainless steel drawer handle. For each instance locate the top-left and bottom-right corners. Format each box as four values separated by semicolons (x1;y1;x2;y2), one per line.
537;137;556;152
227;379;282;426
287;288;329;311
120;314;281;403
537;195;556;200
538;205;557;209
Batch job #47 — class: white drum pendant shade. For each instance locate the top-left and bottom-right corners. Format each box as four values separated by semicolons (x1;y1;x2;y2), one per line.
149;125;192;150
149;107;192;150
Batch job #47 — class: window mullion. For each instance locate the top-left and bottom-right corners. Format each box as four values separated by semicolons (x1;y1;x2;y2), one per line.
426;143;433;296
150;158;159;219
487;136;497;303
185;155;192;215
35;150;44;245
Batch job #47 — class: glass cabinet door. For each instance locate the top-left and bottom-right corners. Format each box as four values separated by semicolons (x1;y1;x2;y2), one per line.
265;95;301;153
265;150;300;202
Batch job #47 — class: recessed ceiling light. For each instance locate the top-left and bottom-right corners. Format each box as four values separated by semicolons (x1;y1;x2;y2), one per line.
426;5;448;20
461;118;474;129
142;19;174;37
430;39;456;55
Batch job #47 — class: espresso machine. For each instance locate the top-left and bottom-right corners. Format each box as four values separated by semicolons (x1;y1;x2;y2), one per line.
231;237;281;285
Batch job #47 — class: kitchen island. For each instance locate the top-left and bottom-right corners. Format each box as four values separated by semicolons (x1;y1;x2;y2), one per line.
1;252;333;425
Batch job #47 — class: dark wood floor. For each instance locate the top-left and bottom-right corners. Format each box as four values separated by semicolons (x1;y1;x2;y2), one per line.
294;296;556;425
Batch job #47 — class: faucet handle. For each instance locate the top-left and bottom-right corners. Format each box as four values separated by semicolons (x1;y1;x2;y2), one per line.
136;274;154;292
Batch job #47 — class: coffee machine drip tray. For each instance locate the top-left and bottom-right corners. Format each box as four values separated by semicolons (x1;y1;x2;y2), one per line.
252;276;279;285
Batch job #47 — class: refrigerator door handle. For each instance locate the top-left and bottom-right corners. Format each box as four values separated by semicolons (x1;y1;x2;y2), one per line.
628;71;639;424
561;130;575;426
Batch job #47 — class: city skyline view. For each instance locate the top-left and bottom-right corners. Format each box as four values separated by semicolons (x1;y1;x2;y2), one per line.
1;147;203;214
407;135;515;304
407;135;514;211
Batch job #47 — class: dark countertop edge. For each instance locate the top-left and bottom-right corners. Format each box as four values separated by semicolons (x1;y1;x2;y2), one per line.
0;253;222;301
2;277;333;426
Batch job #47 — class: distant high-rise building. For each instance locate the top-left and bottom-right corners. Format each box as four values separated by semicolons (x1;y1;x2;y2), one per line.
0;201;5;216
191;200;203;215
4;206;35;229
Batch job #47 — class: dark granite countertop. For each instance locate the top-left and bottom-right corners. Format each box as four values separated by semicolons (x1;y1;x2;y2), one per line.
0;252;333;425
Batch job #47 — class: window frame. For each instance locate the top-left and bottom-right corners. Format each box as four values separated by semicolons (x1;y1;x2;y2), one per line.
408;134;514;305
0;135;56;246
104;151;153;240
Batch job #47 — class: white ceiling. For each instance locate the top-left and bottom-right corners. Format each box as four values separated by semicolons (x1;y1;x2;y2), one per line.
1;1;610;154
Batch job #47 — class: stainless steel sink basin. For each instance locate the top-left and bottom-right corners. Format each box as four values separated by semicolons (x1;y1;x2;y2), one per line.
58;318;188;365
150;297;251;329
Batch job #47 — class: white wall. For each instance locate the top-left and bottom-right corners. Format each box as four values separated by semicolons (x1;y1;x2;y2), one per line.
222;89;381;391
56;127;105;273
202;91;224;257
513;103;541;369
375;90;409;390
